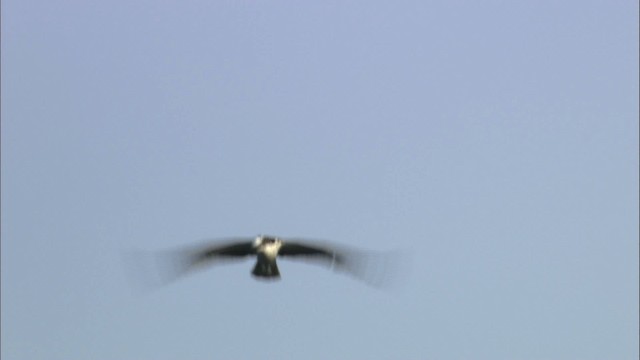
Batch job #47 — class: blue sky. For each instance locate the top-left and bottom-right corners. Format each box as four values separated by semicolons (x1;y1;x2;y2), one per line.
2;1;638;359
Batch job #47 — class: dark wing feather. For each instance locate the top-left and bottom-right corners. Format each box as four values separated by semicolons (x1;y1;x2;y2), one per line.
195;241;256;260
279;243;335;257
126;238;256;288
279;241;345;266
278;238;401;288
184;239;256;271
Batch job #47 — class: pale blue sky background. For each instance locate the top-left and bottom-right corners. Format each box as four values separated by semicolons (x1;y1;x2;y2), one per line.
2;1;638;359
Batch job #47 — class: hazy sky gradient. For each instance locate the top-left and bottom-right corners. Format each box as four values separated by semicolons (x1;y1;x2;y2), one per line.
2;1;638;359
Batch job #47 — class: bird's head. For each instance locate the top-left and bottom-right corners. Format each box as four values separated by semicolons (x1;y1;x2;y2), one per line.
254;235;281;247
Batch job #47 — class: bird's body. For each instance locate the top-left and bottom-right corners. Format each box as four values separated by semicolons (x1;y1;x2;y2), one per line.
251;236;283;278
255;236;282;260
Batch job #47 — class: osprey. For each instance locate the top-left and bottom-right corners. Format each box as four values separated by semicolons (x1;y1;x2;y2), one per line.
184;235;345;279
131;235;396;286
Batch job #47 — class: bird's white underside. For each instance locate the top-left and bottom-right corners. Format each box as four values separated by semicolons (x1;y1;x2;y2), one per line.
260;242;282;260
254;236;282;261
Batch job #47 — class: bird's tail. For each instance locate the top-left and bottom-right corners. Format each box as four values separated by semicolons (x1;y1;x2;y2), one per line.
252;259;281;279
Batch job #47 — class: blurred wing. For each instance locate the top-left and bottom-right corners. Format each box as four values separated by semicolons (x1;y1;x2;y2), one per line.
192;241;256;262
279;238;402;288
279;241;340;261
279;240;349;271
125;238;255;289
178;239;256;272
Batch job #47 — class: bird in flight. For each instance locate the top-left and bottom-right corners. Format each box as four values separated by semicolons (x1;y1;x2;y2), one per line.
127;235;398;287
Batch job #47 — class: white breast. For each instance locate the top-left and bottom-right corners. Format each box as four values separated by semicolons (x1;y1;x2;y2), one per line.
260;242;282;260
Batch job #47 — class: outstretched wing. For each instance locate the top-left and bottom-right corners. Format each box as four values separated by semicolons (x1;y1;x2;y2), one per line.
278;238;401;287
174;239;256;274
125;238;256;288
278;240;350;271
191;241;256;263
